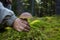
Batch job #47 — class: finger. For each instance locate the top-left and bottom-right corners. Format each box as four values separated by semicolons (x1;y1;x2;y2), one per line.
16;26;22;31
23;29;29;32
20;18;29;25
19;26;25;30
24;25;30;30
18;25;29;32
23;21;28;25
21;20;28;25
20;23;30;30
22;21;30;30
21;19;30;27
14;26;22;32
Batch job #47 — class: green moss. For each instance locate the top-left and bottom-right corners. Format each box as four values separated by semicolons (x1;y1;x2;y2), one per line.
0;17;60;40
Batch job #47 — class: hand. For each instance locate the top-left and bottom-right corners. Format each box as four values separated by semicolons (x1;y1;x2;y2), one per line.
13;18;30;32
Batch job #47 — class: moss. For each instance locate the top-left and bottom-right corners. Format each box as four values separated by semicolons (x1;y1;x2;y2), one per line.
0;17;60;40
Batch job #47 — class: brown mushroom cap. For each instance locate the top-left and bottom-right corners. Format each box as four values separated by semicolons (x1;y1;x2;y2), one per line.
19;12;33;19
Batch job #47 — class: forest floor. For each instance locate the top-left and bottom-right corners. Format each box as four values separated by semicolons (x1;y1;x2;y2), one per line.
0;16;60;40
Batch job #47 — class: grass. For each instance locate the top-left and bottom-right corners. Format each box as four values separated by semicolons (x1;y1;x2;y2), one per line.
0;16;60;40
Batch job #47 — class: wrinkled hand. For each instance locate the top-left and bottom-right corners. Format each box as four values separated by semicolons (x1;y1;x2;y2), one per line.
13;18;30;32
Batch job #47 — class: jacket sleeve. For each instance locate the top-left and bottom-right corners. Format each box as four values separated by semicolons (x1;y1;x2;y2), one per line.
0;8;17;26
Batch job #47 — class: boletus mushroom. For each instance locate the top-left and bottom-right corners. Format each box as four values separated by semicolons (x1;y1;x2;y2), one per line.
19;12;33;27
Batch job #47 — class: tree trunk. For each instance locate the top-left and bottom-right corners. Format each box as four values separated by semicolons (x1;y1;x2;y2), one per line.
56;0;60;15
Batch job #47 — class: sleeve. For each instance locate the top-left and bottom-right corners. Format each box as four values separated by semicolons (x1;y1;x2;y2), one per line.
0;8;17;26
5;12;17;26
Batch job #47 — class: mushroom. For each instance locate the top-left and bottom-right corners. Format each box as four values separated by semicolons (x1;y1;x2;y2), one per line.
19;12;33;21
19;12;33;27
19;12;32;19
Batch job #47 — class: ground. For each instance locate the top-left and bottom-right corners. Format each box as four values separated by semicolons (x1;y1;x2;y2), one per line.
0;16;60;40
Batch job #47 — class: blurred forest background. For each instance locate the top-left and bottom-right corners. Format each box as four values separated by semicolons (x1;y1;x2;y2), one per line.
1;0;60;40
12;0;55;17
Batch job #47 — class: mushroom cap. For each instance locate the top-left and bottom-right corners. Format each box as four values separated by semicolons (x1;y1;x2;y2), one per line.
19;12;33;19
